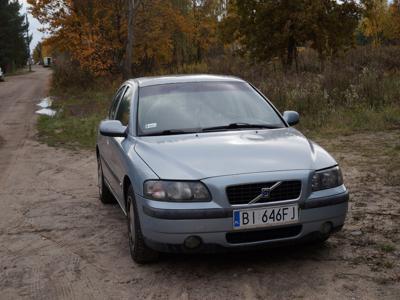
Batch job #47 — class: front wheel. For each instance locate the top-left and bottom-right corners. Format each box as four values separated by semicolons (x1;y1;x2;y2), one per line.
127;185;159;264
97;156;116;204
308;233;330;246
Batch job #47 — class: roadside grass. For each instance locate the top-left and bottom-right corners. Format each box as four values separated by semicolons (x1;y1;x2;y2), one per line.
37;114;103;149
6;67;35;76
36;84;115;149
300;105;400;139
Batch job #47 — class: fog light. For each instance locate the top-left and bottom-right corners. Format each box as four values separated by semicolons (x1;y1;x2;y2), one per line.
321;222;332;235
184;236;202;249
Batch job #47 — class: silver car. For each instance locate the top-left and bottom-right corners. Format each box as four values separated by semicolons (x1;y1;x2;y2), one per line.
97;75;348;263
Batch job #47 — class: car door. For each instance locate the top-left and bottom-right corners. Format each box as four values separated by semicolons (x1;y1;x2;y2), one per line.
108;85;134;204
100;85;127;193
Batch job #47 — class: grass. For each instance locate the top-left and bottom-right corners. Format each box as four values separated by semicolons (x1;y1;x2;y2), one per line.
300;105;400;139
6;67;34;76
37;114;103;149
379;243;396;253
36;84;115;149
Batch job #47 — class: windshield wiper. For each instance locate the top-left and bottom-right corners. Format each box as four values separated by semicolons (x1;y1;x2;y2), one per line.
142;123;282;136
142;129;200;136
202;122;282;132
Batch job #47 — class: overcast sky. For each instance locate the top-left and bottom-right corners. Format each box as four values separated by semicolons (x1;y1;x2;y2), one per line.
19;0;45;52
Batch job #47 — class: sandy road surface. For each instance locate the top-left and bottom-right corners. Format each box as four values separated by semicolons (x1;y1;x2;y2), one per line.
0;67;399;299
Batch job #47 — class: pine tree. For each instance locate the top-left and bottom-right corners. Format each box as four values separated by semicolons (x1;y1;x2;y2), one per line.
0;0;30;72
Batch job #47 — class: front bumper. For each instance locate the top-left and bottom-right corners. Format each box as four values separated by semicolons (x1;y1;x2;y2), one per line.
136;190;349;253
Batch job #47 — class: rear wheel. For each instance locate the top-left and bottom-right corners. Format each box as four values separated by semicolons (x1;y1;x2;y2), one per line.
97;155;116;204
127;185;159;263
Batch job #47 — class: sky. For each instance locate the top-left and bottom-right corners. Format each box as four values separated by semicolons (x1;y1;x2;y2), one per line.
19;0;45;52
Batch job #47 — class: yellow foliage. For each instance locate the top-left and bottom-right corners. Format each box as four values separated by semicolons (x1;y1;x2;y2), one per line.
360;0;400;46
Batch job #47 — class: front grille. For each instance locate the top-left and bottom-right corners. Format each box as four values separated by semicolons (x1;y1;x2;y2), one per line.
226;180;301;205
226;225;302;244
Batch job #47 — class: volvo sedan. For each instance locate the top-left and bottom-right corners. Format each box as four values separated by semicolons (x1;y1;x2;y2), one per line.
96;75;349;263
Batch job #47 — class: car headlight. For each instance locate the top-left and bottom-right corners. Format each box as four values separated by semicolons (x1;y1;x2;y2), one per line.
312;166;343;191
143;180;211;202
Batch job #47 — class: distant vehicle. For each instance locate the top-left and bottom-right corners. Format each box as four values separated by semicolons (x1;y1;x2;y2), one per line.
0;68;4;81
43;57;52;67
97;75;348;263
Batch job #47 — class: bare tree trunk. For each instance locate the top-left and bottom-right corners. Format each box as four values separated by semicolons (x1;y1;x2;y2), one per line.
122;0;138;79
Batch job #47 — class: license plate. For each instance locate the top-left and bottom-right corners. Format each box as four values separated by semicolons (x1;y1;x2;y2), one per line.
233;204;299;230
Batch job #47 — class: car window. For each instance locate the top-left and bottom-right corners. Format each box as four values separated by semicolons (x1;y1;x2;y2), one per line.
138;81;285;135
109;86;126;119
115;86;132;126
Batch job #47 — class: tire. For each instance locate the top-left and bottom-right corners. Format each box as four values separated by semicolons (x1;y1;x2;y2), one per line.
97;155;116;204
127;185;159;264
310;233;330;245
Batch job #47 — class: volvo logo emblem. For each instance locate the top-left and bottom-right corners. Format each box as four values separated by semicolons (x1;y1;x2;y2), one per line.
261;188;270;198
248;181;282;204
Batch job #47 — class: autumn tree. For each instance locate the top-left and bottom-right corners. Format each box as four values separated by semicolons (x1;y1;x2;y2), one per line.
132;0;190;72
33;42;43;64
191;0;220;62
28;0;128;75
387;0;400;43
360;0;391;46
131;0;220;72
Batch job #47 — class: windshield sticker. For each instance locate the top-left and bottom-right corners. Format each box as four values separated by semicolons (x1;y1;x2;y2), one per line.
145;123;157;129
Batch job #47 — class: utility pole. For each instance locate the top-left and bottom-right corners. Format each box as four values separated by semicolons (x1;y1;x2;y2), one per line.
25;14;32;72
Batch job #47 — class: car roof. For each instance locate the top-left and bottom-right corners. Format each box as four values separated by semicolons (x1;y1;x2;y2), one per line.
128;74;245;87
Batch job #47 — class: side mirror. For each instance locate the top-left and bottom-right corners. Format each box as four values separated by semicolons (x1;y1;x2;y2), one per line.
283;111;300;126
99;120;127;137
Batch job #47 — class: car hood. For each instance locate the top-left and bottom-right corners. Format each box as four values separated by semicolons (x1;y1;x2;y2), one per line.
134;128;336;180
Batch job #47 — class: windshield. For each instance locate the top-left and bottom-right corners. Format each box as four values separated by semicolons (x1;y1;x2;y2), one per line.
138;81;285;136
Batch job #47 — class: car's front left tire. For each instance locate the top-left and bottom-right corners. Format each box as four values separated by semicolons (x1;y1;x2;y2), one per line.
97;156;116;204
126;185;159;264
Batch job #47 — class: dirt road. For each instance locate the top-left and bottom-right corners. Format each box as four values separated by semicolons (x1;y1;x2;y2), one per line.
0;68;399;299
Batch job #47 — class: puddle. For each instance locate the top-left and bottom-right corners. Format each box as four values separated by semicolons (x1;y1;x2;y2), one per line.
37;97;53;109
36;108;57;117
36;97;57;117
